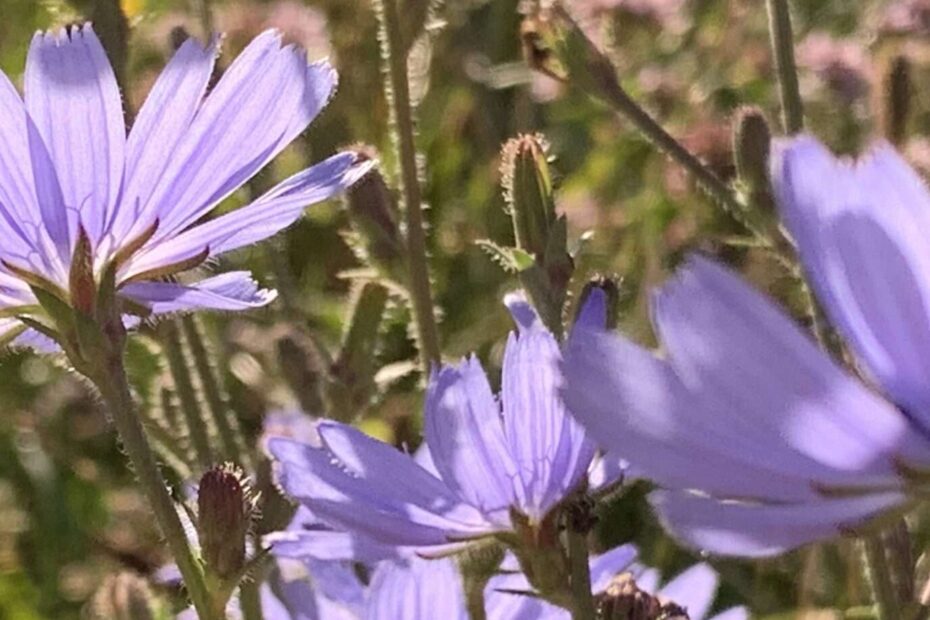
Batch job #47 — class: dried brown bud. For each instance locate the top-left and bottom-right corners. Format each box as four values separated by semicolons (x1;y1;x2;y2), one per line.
197;463;257;580
732;107;771;192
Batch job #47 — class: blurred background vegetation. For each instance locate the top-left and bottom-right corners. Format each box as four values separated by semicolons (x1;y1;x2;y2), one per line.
0;0;927;617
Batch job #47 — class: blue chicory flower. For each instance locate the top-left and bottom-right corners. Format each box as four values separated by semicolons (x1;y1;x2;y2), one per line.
563;135;930;557
266;292;605;554
0;24;370;344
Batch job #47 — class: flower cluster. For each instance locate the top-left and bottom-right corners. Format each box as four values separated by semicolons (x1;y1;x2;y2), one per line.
11;7;925;620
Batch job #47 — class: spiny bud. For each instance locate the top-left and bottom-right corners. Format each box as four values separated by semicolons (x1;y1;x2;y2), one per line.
881;55;911;146
732;107;771;196
575;276;620;330
85;572;160;620
345;146;404;276
501;134;556;260
197;463;257;580
595;573;690;620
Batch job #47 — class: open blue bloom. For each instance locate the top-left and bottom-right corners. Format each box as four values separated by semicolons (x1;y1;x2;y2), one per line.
563;135;930;557
0;24;370;344
267;292;602;554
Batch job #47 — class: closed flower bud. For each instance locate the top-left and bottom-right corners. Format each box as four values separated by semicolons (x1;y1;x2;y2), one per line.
345;146;404;275
500;134;573;337
85;572;160;620
732;107;771;198
197;464;257;580
501;134;556;260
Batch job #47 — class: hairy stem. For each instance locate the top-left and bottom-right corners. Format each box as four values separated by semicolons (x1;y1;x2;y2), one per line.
373;0;442;369
90;356;218;620
566;529;595;620
765;0;804;134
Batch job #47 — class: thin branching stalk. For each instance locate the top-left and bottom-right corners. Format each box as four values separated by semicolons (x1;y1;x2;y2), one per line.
545;7;767;244
765;0;804;134
181;316;250;469
189;0;213;39
161;321;213;470
373;0;442;369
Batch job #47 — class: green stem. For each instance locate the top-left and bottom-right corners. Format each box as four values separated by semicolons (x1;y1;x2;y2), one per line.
549;7;762;241
240;579;264;620
863;534;903;620
765;0;804;134
90;356;218;620
181;316;250;468
161;321;213;470
463;574;488;620
373;0;442;369
190;0;213;38
566;529;595;620
597;74;747;230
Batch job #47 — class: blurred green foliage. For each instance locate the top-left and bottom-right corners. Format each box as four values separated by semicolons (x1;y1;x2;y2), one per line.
0;0;925;617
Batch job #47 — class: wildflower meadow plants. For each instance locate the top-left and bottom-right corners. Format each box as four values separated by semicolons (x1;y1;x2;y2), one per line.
3;0;930;619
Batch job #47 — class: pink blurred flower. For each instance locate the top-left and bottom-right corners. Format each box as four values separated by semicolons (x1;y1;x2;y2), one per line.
796;32;871;103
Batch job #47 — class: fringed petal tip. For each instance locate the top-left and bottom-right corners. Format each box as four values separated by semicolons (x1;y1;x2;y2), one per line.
33;21;96;42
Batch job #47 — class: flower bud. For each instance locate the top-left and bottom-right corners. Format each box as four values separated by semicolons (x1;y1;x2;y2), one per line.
501;134;557;260
345;146;404;276
498;134;573;338
197;464;257;580
732;107;771;197
85;572;161;620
